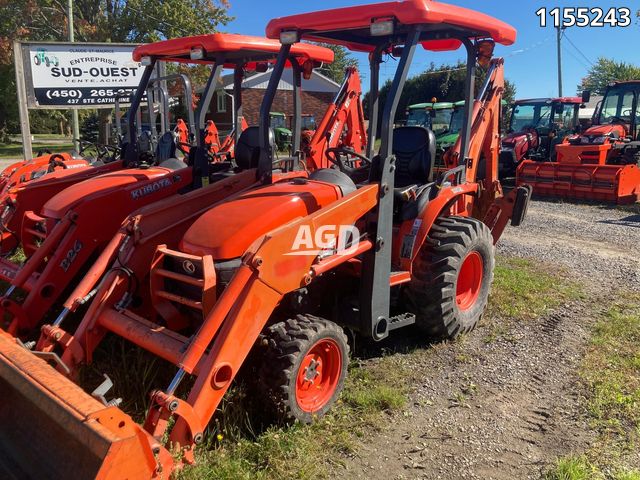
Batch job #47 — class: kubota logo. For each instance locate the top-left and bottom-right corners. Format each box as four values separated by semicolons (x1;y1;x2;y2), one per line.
286;225;360;257
131;178;173;200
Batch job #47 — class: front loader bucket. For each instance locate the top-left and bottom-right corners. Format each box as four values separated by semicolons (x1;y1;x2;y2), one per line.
517;160;640;204
0;332;171;479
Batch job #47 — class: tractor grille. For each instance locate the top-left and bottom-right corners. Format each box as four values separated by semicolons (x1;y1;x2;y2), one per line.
21;211;48;256
150;247;241;323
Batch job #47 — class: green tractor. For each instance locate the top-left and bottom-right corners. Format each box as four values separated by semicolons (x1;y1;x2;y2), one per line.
270;112;293;152
406;101;454;133
406;100;462;166
435;100;466;164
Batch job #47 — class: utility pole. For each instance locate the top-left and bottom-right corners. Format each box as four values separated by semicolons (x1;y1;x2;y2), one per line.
556;26;563;97
68;0;80;153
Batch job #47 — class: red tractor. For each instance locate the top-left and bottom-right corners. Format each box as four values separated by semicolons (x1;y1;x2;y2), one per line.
517;82;640;203
0;1;528;478
500;96;584;176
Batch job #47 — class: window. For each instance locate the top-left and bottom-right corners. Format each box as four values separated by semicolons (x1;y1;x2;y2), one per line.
598;87;635;124
217;91;227;113
510;103;552;132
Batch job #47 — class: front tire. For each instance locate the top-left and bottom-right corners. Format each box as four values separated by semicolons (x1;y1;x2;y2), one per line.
406;216;495;339
258;315;349;424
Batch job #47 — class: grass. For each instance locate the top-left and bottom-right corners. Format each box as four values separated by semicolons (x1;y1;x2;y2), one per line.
179;355;409;479
545;455;640;480
176;256;581;478
545;295;640;479
0;142;73;159
545;455;595;480
488;256;582;321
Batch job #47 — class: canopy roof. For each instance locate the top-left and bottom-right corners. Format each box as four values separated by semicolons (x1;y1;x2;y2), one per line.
266;0;516;53
133;33;334;68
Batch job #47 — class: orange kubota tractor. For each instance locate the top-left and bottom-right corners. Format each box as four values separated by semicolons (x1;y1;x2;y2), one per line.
0;1;529;478
0;34;335;337
33;61;367;340
0;71;191;255
517;82;640;203
0;147;99;195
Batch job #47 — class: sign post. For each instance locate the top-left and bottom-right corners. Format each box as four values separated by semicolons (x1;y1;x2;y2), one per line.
14;42;33;160
13;41;141;160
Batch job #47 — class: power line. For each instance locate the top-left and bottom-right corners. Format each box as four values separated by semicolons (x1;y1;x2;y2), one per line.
562;32;594;67
562;45;591;72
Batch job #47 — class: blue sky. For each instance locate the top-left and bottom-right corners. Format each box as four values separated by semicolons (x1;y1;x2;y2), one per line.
222;0;639;99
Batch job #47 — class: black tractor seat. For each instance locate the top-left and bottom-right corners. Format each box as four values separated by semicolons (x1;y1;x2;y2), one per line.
391;126;437;221
158;158;187;171
235;126;275;170
156;131;178;162
309;168;357;196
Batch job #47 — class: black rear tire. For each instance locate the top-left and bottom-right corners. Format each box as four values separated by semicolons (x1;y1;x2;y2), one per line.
406;216;494;339
257;315;349;424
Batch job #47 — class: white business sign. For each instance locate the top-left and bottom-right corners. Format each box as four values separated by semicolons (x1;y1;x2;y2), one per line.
22;42;142;108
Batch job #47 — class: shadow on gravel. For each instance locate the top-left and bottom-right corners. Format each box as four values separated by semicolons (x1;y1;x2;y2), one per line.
597;214;640;228
350;325;440;361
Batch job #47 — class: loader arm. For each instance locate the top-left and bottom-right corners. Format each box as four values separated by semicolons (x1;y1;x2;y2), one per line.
166;184;379;451
304;67;367;170
3;183;380;475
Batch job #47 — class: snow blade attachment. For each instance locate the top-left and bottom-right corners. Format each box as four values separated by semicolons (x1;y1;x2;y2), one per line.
517;160;640;204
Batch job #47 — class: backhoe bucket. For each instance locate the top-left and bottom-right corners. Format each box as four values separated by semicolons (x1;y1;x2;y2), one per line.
517;160;640;204
0;332;171;479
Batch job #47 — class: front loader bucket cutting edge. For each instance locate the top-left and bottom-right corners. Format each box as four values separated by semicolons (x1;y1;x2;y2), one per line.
0;332;172;479
517;161;640;204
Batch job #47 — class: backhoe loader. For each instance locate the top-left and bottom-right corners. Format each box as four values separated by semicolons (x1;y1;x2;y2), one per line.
517;82;640;203
0;34;335;337
34;60;368;351
0;1;529;478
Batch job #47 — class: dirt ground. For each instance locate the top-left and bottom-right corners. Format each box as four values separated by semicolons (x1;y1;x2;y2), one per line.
333;200;640;480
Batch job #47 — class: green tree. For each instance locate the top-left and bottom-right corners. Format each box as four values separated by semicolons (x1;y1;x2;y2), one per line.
0;0;231;139
314;43;359;84
578;57;640;94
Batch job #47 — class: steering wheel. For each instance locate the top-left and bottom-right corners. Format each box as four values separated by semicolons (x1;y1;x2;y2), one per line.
608;115;627;124
96;144;120;162
36;149;52;157
77;139;99;157
47;154;68;173
325;147;371;176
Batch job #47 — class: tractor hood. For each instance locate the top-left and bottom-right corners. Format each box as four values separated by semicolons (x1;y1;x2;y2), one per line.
180;179;344;260
42;166;187;220
501;130;539;162
502;130;535;147
436;132;459;148
583;124;627;138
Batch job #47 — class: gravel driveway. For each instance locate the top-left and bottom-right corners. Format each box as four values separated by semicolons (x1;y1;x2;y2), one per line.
334;199;639;480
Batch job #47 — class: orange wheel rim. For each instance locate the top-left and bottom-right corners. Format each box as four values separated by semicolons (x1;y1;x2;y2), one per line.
456;251;483;311
295;338;342;413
